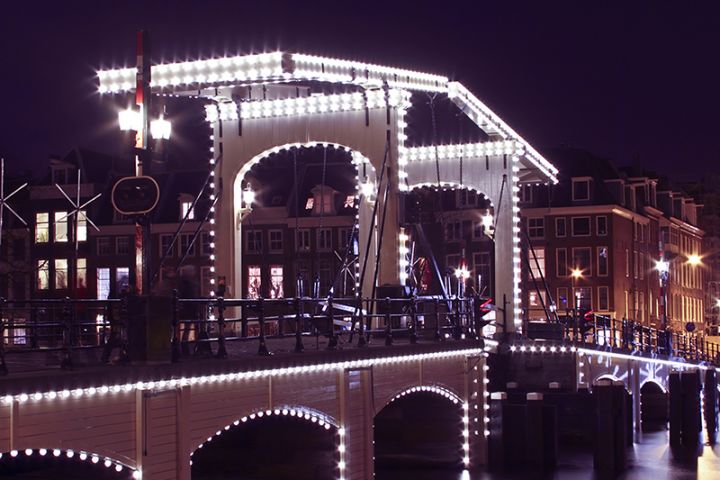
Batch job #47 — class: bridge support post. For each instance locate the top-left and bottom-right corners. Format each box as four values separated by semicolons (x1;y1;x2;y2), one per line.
465;355;488;468
339;367;374;479
628;360;641;440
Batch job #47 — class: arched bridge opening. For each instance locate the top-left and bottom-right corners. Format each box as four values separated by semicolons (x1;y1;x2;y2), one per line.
640;380;669;432
190;407;340;480
0;448;138;479
373;386;466;478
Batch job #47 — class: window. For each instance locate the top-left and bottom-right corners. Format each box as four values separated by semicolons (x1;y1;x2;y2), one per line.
54;212;68;242
305;197;314;210
519;184;533;203
76;211;87;242
270;266;284;298
473;252;491;293
633;250;638;279
96;268;110;300
37;260;50;290
76;258;87;289
179;233;196;257
529;247;545;279
556;248;568;277
201;232;212;256
555;218;566;237
574;287;592;310
625;249;629;277
572;179;590;201
35;213;49;243
445;222;462;242
457;190;478;208
638;222;644;242
116;236;130;255
571;217;591;236
597;247;609;276
160;234;174;257
245;230;263;253
296;229;311;251
527;218;545;238
247;266;261;299
116;267;129;294
638;253;644;280
338;228;352;250
557;287;569;310
97;237;111;256
181;201;195;220
318;260;332;295
317;228;332;251
598;286;609;311
572;247;592;275
269;230;283;252
529;291;546;308
638;292;645;322
596;216;607;236
343;195;355;209
55;259;68;289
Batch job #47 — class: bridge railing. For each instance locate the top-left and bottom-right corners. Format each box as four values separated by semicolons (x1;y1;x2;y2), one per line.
0;297;125;373
173;293;481;358
0;293;486;373
557;312;720;365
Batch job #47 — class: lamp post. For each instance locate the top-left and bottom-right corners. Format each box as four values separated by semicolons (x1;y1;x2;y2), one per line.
571;268;583;340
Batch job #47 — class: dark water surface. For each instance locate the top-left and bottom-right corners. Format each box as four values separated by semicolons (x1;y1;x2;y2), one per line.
377;431;720;480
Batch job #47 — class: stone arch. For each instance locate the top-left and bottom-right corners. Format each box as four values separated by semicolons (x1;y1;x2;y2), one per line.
640;379;669;431
190;405;342;479
594;374;629;391
0;448;139;479
374;384;470;468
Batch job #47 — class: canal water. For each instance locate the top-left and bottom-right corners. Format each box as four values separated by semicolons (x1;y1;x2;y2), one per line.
376;430;720;480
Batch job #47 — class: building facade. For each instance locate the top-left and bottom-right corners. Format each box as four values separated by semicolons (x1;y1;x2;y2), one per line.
521;149;705;333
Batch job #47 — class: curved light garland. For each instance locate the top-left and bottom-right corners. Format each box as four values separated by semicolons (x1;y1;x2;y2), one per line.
0;448;140;478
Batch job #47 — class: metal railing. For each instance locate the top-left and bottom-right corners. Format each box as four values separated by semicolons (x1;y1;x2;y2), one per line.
555;312;720;365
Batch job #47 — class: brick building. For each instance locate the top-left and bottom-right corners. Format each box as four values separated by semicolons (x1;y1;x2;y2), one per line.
521;148;705;332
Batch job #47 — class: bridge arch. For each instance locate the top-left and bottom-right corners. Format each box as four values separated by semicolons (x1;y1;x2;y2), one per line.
374;384;470;470
230;141;379;299
0;447;139;479
190;405;342;480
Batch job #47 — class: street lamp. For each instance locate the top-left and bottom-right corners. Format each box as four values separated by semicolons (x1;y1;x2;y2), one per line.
571;268;583;338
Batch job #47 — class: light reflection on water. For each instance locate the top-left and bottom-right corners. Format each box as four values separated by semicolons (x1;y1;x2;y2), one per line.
376;431;720;480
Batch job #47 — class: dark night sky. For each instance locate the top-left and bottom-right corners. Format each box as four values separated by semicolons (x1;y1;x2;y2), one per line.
1;1;719;179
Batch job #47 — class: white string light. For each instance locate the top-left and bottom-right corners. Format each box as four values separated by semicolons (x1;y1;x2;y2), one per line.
0;448;140;478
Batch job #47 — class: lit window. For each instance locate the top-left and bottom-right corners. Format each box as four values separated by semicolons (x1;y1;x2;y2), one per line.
181;201;195;220
305;197;314;210
529;247;545;279
529;291;546;308
35;213;49;243
246;230;263;253
473;252;491;293
270;266;284;299
247;266;261;299
574;287;592;310
572;179;590;201
296;230;311;251
269;230;283;252
76;258;87;289
343;195;355;208
317;228;332;251
37;260;50;290
528;218;544;238
116;267;130;295
77;211;87;242
519;184;533;203
445;222;462;242
96;268;110;300
625;249;629;277
54;212;68;242
116;236;130;255
97;237;111;256
338;228;352;250
55;259;68;289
